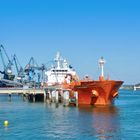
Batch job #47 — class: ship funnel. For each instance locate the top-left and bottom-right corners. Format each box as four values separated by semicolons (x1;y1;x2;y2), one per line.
99;57;105;81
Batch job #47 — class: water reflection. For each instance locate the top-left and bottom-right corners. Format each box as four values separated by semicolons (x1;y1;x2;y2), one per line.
78;106;121;140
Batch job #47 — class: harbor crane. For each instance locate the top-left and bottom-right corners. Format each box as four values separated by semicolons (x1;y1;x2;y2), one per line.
24;57;38;82
13;54;25;82
24;57;46;83
0;45;15;80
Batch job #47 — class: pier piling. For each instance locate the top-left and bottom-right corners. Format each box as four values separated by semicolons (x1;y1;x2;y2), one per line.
63;90;70;106
0;87;79;106
55;90;59;103
75;91;78;107
8;93;12;101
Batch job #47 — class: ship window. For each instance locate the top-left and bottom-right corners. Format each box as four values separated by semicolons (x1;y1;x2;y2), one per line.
52;70;68;73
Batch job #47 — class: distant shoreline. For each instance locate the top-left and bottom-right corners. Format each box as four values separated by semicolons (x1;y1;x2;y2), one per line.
121;83;140;90
121;85;134;90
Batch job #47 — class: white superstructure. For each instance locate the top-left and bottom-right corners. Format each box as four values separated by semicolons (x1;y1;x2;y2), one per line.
45;52;79;86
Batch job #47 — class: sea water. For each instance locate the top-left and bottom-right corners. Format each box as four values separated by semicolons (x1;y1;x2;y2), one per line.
0;90;140;140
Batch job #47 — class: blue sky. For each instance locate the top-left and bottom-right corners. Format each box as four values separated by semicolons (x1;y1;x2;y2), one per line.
0;0;140;84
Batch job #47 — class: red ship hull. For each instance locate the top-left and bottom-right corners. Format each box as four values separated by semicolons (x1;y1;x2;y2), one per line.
73;80;123;105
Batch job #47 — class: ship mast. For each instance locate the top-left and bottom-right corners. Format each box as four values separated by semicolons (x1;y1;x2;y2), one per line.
54;52;63;69
99;57;105;81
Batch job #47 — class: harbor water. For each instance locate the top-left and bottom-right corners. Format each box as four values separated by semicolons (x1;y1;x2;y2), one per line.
0;90;140;140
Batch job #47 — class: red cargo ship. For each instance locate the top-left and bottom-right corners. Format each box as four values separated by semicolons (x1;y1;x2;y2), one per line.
68;57;123;105
72;80;123;105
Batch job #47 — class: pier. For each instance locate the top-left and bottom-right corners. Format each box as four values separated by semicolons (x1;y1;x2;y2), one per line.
0;88;45;94
0;88;46;102
133;85;140;91
0;86;78;106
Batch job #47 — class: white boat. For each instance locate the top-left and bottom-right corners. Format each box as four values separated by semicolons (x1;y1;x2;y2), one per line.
45;52;79;86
